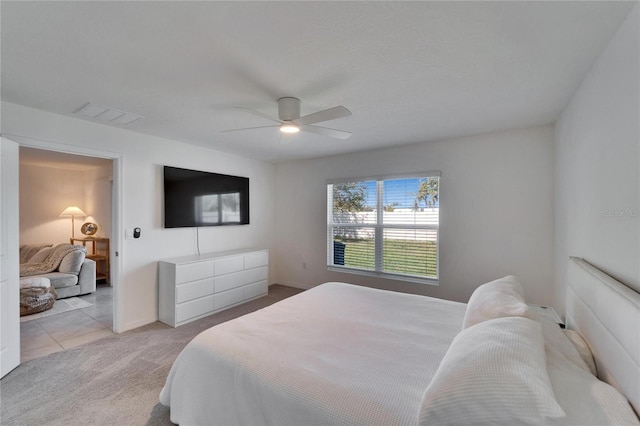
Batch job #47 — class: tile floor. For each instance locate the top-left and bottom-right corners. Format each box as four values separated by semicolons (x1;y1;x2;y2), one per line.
20;283;114;362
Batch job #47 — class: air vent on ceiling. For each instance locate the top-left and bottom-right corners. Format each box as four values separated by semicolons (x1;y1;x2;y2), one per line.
74;102;142;125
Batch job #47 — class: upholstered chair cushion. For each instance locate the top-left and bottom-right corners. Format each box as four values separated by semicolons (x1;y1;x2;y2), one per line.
29;247;53;263
58;249;86;275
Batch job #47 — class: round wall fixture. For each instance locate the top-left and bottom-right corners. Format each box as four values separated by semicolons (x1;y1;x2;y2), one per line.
81;222;98;236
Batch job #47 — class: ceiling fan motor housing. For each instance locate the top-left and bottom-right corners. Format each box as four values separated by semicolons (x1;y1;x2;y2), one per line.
278;97;301;121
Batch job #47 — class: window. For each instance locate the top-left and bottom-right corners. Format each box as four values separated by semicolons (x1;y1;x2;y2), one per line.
327;173;439;284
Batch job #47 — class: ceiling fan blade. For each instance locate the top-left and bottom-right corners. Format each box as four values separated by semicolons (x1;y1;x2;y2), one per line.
220;125;279;133
235;107;282;124
301;124;351;139
294;105;351;126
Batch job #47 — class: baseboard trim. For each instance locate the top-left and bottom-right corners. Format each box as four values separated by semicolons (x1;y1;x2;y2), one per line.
121;318;157;333
272;281;314;290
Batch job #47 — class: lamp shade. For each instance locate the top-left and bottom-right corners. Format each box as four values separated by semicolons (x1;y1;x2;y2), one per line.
59;206;87;217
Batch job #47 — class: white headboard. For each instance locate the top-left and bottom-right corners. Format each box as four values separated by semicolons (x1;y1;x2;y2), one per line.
566;257;640;415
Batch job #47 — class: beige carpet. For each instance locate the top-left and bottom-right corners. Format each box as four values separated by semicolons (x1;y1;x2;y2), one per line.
20;297;92;322
1;284;303;426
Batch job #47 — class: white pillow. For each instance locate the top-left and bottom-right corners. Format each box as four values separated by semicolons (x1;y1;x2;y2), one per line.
462;275;532;329
543;331;640;425
533;309;599;379
418;316;565;426
562;329;597;377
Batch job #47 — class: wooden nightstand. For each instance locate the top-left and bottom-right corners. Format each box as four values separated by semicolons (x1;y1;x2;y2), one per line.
70;237;110;284
528;304;564;328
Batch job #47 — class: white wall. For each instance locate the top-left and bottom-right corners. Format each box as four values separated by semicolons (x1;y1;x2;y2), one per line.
83;162;113;239
3;101;276;331
554;5;639;316
19;164;86;244
274;125;555;305
19;161;113;245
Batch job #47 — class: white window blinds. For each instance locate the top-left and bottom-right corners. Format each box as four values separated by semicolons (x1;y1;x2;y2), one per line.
327;173;439;284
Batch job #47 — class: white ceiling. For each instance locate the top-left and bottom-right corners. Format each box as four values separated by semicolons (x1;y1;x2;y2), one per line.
1;1;634;163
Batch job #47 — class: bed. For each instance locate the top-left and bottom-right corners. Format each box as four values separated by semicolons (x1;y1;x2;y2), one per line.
159;259;640;425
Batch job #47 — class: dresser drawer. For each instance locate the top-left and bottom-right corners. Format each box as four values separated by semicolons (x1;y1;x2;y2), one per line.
215;256;244;276
175;260;214;284
244;280;267;299
244;251;268;269
215;266;268;293
176;295;214;323
214;287;244;310
176;278;214;304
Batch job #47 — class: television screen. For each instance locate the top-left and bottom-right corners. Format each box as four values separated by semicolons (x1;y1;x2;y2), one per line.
163;166;249;228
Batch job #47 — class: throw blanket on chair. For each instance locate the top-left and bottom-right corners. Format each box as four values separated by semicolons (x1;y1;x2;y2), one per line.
19;243;53;264
20;244;85;277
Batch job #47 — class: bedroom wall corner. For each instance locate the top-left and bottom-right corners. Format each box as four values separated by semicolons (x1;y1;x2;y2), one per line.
554;4;640;317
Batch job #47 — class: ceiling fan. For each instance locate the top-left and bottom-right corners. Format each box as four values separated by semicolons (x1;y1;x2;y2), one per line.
222;97;352;139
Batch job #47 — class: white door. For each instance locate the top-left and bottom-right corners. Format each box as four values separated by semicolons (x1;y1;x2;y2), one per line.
1;138;20;377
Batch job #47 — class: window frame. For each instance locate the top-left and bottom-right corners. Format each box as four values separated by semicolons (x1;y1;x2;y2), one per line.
326;171;440;286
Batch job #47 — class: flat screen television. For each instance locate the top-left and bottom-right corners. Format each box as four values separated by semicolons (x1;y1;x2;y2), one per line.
163;166;249;228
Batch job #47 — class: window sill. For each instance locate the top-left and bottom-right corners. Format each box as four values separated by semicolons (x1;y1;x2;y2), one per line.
327;266;439;286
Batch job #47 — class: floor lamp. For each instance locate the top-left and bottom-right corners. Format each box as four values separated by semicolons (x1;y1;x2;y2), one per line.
59;206;87;239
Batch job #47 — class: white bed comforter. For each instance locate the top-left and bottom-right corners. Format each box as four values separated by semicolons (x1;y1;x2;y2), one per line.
160;282;466;426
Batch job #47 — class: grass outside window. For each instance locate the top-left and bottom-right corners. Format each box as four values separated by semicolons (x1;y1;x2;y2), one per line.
334;237;437;278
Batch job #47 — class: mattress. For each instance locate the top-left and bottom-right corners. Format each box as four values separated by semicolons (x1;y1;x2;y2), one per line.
159;282;467;425
160;279;640;426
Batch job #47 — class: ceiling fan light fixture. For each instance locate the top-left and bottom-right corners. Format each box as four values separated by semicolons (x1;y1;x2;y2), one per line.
280;122;300;134
224;98;351;139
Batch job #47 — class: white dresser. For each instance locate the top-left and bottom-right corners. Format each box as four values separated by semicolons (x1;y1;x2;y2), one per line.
159;248;268;327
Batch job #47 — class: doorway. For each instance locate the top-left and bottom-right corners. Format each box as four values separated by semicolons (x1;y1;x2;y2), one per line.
5;135;123;364
19;147;116;361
